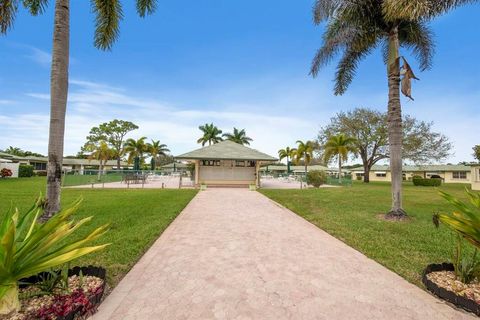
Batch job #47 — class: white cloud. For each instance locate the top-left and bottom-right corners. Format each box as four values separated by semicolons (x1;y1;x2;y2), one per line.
26;47;51;67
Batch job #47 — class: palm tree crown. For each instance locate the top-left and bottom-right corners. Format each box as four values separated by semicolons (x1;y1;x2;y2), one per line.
294;140;315;166
197;123;223;146
223;128;253;145
147;139;170;170
324;134;357;182
124;137;148;163
278;147;294;163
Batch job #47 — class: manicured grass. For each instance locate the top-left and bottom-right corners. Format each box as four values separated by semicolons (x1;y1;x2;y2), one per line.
260;181;474;287
0;177;197;287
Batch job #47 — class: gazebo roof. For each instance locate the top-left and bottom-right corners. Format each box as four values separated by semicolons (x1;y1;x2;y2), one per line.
176;141;277;161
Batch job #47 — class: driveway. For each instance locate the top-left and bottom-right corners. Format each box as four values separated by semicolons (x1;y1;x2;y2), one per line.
93;188;474;319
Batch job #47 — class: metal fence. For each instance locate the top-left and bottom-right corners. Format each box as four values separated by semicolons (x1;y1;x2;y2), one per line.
62;169;193;188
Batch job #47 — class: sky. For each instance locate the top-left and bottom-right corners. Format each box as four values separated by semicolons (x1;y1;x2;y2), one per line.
0;1;479;164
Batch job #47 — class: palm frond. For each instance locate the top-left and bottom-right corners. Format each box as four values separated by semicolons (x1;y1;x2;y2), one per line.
136;0;157;18
398;20;434;71
334;45;374;95
22;0;48;15
313;0;341;24
383;0;478;21
0;0;19;34
92;0;123;50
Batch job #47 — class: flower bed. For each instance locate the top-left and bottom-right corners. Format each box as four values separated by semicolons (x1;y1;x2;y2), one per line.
8;266;106;320
423;263;480;316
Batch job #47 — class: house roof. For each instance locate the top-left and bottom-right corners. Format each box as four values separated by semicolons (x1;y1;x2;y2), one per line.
175;141;277;161
350;164;471;172
260;165;349;173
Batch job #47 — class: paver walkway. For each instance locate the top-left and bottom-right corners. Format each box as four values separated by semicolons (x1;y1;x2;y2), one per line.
93;189;474;320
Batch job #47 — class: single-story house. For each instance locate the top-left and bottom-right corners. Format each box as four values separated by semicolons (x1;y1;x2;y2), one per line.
350;164;472;184
175;140;277;187
259;164;350;176
472;165;480;191
0;152;129;173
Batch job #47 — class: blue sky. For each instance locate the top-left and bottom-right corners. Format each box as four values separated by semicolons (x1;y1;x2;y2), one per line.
0;1;479;164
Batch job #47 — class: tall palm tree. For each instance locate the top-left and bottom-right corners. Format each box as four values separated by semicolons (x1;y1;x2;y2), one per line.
147;139;170;170
1;1;158;219
309;0;474;218
84;141;114;180
278;147;294;174
223;128;253;145
124;137;148;170
3;146;23;156
323;134;357;183
197;123;223;146
294;140;315;181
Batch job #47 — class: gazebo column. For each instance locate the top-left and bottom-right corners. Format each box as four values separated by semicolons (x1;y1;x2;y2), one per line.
195;160;200;187
255;161;261;188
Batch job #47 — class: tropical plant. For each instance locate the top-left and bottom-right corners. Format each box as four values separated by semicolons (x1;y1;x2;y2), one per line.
197;123;223;146
222;128;253;145
278;147;295;174
451;234;480;284
473;145;480;162
294;140;315;181
2;147;23;156
124;137;148;170
0;197;109;314
433;190;480;250
1;1;158;220
84;141;114;180
306;170;327;188
323;134;357;183
310;1;474;218
19;165;34;178
147;140;170;170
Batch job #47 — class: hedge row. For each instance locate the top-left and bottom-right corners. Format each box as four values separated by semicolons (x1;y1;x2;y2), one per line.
412;177;442;186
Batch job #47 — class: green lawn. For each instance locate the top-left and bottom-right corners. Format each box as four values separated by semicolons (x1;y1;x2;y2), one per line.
0;177;197;287
260;181;474;287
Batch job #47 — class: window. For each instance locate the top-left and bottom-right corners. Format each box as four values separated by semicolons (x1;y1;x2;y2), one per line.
247;161;256;167
201;160;220;166
375;172;387;177
235;161;245;167
31;162;47;171
453;171;467;179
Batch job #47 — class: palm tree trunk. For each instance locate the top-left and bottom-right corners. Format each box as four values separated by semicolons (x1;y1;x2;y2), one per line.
97;160;103;181
116;156;121;170
304;153;307;187
386;27;407;218
338;157;342;183
42;0;70;221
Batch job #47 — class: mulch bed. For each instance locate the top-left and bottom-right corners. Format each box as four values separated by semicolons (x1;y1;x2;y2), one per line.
423;263;480;316
7;266;106;320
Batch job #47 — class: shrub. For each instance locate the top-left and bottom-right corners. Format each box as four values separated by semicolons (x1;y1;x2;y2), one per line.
306;170;327;188
0;168;12;178
0;197;109;314
412;176;441;186
19;165;34;178
36;170;47;176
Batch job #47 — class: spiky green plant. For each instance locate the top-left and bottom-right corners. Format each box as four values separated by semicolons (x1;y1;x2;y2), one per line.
434;189;480;249
0;197;109;314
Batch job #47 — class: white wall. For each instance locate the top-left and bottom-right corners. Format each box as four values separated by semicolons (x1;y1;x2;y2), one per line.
0;163;20;178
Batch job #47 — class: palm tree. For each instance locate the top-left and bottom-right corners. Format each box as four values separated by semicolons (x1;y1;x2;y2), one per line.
197;123;223;146
309;0;474;218
223;128;253;145
278;147;294;174
294;140;315;183
1;1;158;219
147;139;170;170
124;137;148;170
3;146;23;156
323;134;357;183
84;141;114;180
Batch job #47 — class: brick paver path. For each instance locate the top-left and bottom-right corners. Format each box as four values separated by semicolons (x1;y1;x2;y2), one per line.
93;189;474;319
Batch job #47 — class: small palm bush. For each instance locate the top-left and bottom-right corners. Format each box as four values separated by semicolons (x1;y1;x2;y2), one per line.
0;197;109;315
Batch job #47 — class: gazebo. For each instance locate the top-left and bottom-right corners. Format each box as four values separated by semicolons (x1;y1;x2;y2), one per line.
176;140;277;188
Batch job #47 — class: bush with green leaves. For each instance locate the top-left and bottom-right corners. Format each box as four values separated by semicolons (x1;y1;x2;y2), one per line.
412;176;441;186
434;189;480;283
306;170;327;188
18;165;34;178
0;197;109;315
